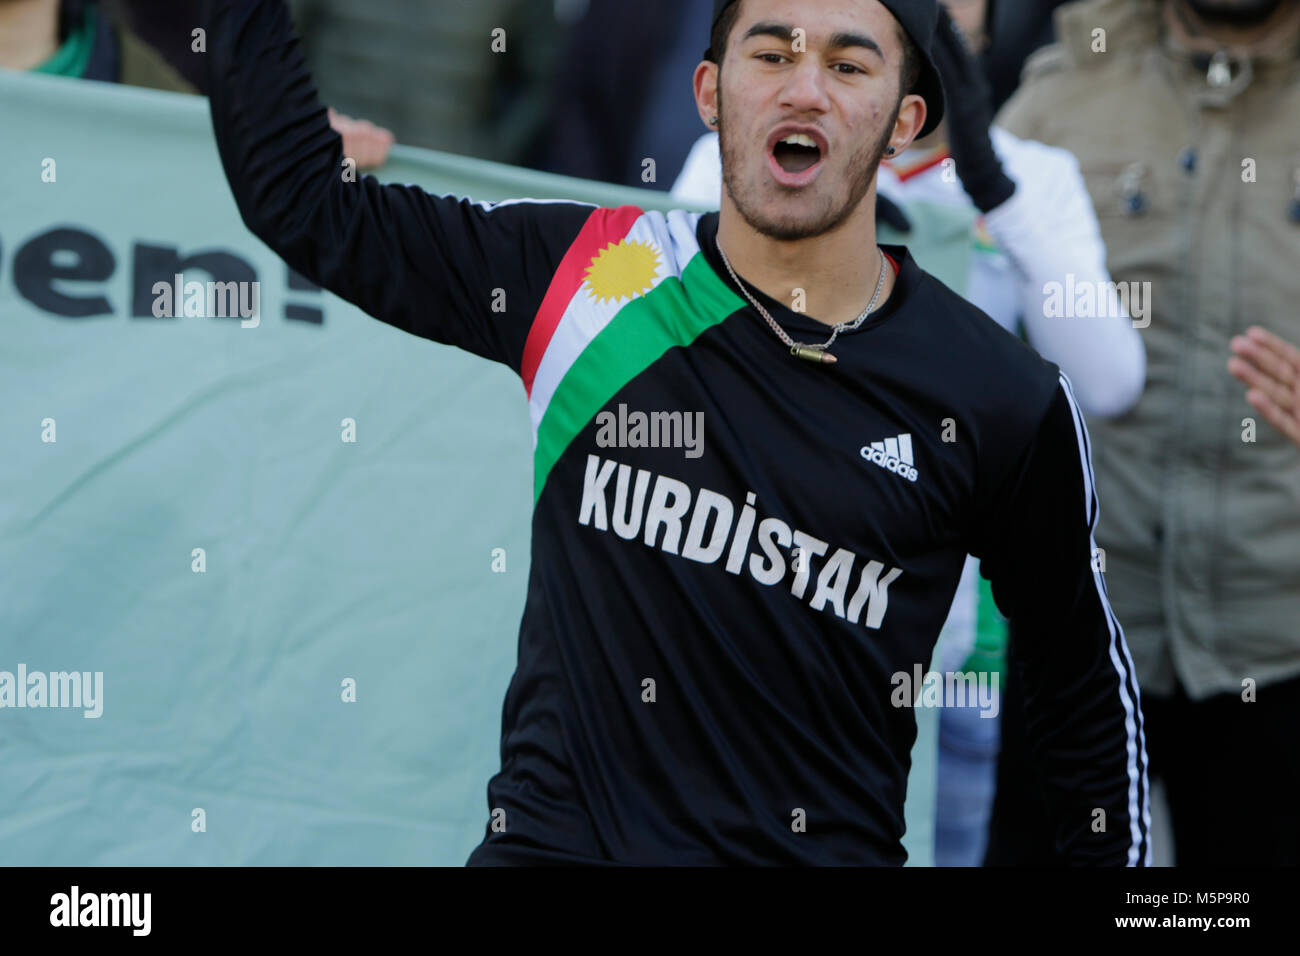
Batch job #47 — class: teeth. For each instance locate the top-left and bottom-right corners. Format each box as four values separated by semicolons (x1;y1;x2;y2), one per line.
780;133;819;149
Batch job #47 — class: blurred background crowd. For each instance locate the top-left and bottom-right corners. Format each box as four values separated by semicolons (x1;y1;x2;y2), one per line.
3;0;1298;867
1;0;1075;178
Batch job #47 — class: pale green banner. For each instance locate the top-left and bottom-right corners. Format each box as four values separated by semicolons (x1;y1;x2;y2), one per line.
0;68;935;865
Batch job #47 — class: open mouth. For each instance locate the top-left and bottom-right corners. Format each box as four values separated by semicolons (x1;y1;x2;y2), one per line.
766;128;828;186
772;134;823;174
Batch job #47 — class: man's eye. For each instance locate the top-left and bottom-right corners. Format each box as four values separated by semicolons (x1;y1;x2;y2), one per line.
834;63;865;75
757;53;787;64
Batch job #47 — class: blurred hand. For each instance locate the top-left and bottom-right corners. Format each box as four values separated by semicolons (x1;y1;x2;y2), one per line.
1229;326;1300;449
328;108;395;171
929;5;1015;213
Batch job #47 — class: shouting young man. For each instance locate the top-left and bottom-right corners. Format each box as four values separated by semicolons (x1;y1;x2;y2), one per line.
202;0;1149;865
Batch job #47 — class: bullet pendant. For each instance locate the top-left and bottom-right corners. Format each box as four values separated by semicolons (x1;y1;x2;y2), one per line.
792;345;837;364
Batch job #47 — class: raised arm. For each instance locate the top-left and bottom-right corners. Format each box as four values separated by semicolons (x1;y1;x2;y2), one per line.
972;374;1151;865
201;0;593;371
928;8;1146;420
983;131;1147;419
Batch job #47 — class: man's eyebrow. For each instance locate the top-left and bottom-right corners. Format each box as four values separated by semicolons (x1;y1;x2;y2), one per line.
742;21;798;43
741;22;886;60
827;31;885;60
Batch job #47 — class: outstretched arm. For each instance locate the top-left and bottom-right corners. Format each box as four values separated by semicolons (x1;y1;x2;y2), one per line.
201;0;592;371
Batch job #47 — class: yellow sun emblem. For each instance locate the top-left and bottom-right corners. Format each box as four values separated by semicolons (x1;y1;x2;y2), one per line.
582;239;662;305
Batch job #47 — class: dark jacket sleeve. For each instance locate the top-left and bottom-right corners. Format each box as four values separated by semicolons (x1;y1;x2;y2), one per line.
972;375;1151;866
200;0;594;372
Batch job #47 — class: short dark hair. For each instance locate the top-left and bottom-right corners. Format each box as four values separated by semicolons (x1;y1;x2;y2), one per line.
711;1;923;99
895;22;923;97
709;0;745;65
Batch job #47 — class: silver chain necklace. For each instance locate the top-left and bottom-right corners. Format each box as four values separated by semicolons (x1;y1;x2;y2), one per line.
716;237;888;365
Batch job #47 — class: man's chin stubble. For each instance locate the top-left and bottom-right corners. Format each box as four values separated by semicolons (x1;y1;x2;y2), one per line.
723;163;884;242
715;97;894;242
730;191;847;242
719;137;889;242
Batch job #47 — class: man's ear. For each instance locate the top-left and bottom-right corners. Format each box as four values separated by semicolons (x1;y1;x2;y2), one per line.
693;60;720;131
889;93;927;154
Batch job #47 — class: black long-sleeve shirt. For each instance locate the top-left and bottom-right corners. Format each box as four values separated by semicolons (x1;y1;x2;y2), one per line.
202;0;1150;865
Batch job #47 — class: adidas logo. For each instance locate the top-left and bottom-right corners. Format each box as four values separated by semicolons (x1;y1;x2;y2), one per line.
860;434;919;483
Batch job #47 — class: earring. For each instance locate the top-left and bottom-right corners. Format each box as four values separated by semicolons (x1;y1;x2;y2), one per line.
710;116;718;126
886;145;896;155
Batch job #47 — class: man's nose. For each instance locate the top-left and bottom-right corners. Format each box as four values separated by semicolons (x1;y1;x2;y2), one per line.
779;57;832;114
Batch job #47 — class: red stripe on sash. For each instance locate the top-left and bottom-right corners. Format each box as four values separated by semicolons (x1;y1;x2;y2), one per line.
521;205;644;396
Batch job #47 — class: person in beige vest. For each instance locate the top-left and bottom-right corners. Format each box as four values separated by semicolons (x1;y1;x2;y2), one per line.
987;0;1300;865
